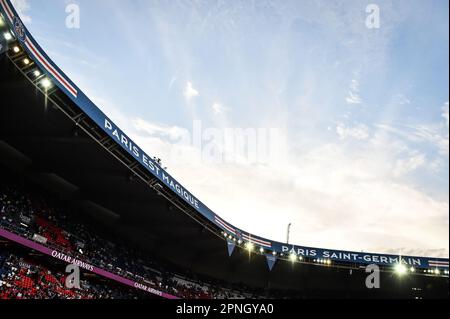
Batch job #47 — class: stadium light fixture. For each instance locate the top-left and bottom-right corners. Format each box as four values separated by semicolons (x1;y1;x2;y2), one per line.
434;269;440;275
410;267;415;273
326;259;332;265
23;58;30;65
237;239;243;245
3;32;12;41
272;251;277;256
34;70;41;77
394;263;408;276
298;256;303;261
259;247;264;254
245;242;254;252
289;253;297;262
41;78;52;89
223;232;228;238
13;46;20;53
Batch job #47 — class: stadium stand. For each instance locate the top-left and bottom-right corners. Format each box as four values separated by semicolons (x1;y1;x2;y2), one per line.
1;169;448;299
0;246;152;299
0;170;255;299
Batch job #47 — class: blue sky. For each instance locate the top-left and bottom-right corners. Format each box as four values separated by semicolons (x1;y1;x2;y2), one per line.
12;0;449;257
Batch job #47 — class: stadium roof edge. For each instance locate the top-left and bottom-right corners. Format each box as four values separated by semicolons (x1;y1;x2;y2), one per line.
1;0;448;271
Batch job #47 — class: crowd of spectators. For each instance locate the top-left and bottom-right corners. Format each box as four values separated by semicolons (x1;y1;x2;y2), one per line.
0;248;150;299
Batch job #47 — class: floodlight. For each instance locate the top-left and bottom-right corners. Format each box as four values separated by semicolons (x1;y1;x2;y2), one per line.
3;32;12;41
394;263;407;275
41;78;51;88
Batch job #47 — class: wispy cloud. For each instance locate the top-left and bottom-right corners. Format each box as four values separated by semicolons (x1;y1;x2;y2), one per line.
336;122;369;140
169;76;177;90
393;152;426;177
376;120;449;157
132;118;188;141
346;79;362;105
11;0;31;24
212;102;230;115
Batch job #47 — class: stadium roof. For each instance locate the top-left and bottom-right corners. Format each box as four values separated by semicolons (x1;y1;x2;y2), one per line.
0;0;448;298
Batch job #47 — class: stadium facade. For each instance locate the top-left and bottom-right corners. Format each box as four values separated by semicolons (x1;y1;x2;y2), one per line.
0;0;448;299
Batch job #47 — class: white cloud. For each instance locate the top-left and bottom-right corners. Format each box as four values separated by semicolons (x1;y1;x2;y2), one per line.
346;91;362;104
346;79;362;105
132;118;188;141
336;123;369;140
11;0;32;24
169;76;177;90
212;102;230;115
393;152;426;177
184;81;199;101
376;122;449;156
